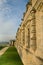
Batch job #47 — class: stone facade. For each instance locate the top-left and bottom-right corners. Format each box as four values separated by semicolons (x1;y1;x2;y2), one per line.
9;40;15;46
15;0;43;65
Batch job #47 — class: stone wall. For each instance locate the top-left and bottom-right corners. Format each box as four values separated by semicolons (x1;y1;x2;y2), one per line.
15;0;43;65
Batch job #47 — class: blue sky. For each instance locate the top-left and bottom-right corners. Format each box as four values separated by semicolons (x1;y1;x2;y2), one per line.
0;0;29;42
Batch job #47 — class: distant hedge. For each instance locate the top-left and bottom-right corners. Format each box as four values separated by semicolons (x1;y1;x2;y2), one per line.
0;46;5;50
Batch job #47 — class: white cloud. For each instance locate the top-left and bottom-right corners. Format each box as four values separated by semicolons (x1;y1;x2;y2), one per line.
0;0;23;42
0;2;19;41
0;34;15;42
0;16;18;41
0;2;17;41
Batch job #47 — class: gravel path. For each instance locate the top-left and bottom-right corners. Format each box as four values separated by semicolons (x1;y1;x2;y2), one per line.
0;47;9;56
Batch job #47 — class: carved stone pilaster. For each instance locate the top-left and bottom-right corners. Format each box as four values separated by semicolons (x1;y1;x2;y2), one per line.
20;25;25;46
30;8;36;51
23;24;25;45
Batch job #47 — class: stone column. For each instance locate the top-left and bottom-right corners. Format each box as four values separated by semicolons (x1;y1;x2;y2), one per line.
20;28;23;46
20;29;22;45
30;8;36;51
23;25;25;45
19;31;21;45
25;26;30;48
19;30;21;44
21;26;25;46
19;29;22;45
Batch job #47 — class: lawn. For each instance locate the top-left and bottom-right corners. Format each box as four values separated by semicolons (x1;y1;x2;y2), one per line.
0;47;23;65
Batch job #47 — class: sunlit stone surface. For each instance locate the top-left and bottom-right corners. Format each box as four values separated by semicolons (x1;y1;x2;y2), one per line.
15;0;43;65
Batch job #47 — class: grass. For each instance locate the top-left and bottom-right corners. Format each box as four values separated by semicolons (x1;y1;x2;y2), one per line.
0;47;23;65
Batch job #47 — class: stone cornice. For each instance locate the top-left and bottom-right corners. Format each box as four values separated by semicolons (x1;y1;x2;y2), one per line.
22;1;32;21
21;18;24;21
23;12;26;19
31;7;36;13
22;0;43;26
33;0;43;10
26;1;32;12
36;2;43;11
26;1;32;7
